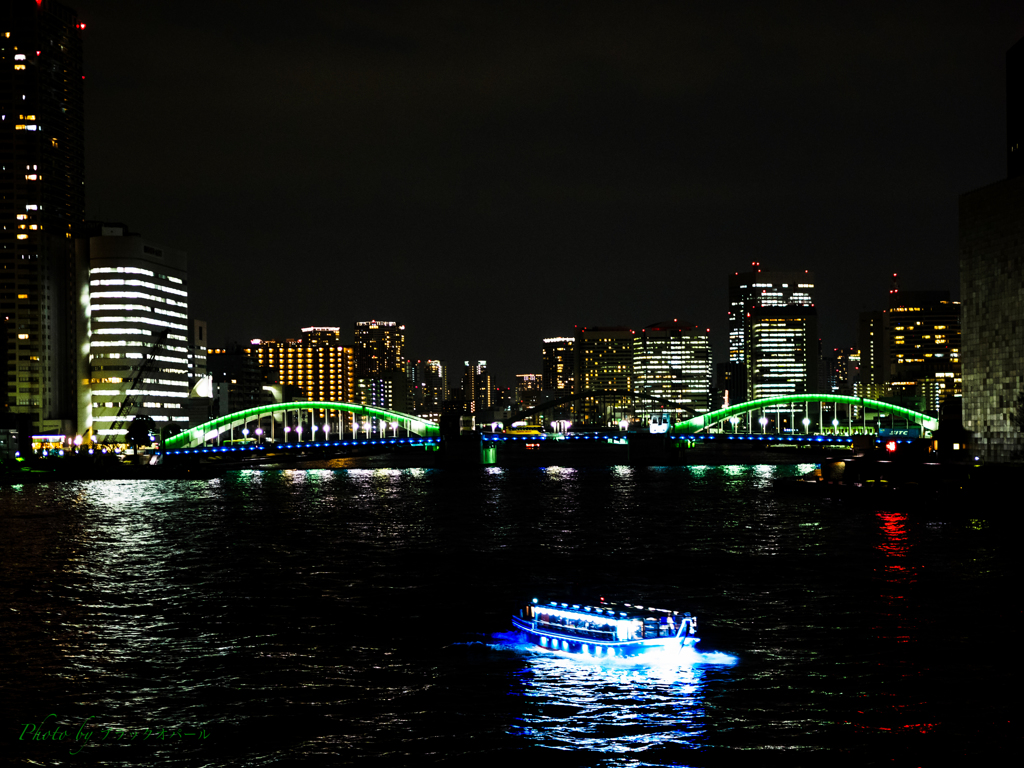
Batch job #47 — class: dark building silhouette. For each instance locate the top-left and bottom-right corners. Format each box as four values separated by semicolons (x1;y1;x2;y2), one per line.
1008;36;1022;179
959;36;1024;462
1;0;85;436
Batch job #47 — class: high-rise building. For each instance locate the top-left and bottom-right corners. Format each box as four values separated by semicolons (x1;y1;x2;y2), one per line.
573;326;633;425
632;321;711;418
514;373;542;410
855;310;889;401
727;263;816;401
832;347;857;396
748;306;819;403
406;359;446;417
76;224;192;443
887;289;961;412
541;336;574;392
247;327;354;406
353;319;406;411
958;36;1024;462
2;0;85;435
462;360;491;414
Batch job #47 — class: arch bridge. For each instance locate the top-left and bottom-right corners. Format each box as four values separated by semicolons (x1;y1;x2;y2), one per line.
165;401;440;450
673;394;938;436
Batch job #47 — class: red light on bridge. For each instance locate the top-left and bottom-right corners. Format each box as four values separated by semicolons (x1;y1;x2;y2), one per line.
886;440;897;453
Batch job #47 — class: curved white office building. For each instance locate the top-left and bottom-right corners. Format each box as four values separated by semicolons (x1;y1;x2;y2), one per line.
77;224;191;444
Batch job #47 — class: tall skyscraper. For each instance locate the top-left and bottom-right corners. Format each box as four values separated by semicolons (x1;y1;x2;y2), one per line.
855;310;889;401
353;319;406;411
573;326;633;425
727;263;816;401
248;327;354;406
887;289;961;412
960;37;1024;462
76;224;192;443
541;336;574;392
632;321;711;418
406;359;446;416
462;359;491;414
2;0;85;435
747;307;819;403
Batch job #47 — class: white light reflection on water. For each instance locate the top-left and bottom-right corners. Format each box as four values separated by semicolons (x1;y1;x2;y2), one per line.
490;632;736;762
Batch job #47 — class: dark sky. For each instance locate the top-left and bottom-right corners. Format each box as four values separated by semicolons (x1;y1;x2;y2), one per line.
78;1;1022;385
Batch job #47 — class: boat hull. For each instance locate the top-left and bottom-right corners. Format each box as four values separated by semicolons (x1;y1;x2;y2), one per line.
511;615;698;658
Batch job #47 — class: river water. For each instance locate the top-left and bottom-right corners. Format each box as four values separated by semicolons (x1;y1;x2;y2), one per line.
0;463;1011;766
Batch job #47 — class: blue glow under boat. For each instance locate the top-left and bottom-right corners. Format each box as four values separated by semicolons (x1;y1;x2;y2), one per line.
512;598;699;657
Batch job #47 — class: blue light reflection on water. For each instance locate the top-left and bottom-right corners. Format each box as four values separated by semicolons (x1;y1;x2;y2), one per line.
490;632;737;764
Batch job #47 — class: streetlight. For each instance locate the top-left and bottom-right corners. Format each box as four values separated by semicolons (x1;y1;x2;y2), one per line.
759;416;768;435
802;417;810;434
255;427;263;444
831;417;839;435
729;416;739;433
391;421;399;437
283;426;291;443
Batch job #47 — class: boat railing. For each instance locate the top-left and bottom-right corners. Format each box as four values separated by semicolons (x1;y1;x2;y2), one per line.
535;616;619;640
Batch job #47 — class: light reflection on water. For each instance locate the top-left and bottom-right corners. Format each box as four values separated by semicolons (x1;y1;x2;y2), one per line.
490;632;736;762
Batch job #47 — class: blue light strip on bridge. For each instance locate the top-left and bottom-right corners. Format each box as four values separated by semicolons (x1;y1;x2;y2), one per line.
166;437;439;456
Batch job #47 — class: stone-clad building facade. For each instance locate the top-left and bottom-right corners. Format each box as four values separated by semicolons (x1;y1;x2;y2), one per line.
959;175;1024;462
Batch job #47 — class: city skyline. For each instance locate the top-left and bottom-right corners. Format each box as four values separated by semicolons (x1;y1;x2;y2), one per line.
74;1;1021;383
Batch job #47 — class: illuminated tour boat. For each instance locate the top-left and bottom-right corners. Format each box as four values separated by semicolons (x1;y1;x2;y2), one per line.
512;598;699;657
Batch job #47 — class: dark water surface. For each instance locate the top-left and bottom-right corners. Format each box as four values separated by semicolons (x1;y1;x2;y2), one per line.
0;464;1012;766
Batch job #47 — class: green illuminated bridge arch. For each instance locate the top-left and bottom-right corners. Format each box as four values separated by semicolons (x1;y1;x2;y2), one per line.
165;401;440;450
671;395;938;435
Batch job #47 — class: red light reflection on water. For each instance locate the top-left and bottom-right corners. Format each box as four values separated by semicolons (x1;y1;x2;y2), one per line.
876;510;910;559
849;710;939;734
873;511;918;642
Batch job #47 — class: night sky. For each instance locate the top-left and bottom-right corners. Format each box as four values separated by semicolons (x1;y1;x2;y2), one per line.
78;1;1022;384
